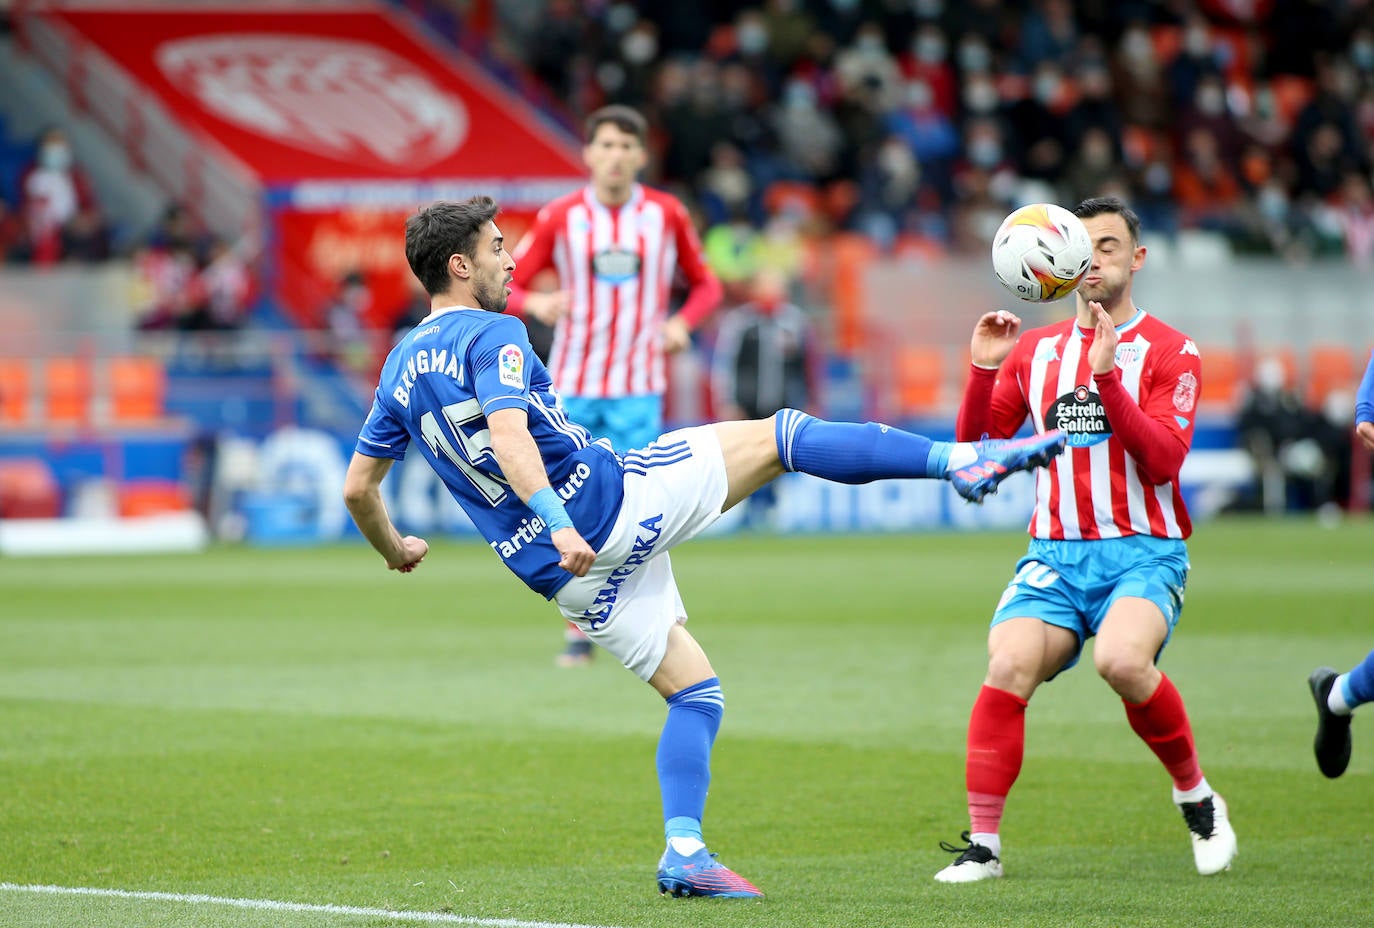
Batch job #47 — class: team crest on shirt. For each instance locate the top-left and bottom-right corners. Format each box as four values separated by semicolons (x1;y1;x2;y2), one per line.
1044;386;1111;448
1115;343;1143;368
592;246;641;284
1173;371;1197;413
499;344;525;388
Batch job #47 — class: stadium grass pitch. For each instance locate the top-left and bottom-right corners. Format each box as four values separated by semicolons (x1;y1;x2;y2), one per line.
2;515;1371;928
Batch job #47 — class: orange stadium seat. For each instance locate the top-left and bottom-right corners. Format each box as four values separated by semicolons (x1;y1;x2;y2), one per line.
896;345;945;415
1306;344;1359;407
108;356;167;423
117;478;191;517
1198;346;1243;409
0;358;33;425
43;356;93;426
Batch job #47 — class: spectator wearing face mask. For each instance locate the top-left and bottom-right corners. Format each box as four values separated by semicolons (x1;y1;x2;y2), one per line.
1165;14;1223;113
899;23;957;117
1174;74;1243;164
17;126;107;265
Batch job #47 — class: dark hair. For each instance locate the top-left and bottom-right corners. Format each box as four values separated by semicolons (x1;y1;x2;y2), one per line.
404;196;499;296
1073;195;1141;245
584;105;647;145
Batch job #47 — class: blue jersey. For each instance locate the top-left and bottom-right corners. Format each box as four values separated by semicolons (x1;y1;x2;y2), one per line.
1357;349;1374;426
356;307;626;598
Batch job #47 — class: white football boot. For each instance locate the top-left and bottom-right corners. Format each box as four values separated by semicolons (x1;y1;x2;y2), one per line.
934;832;1004;883
1178;793;1237;875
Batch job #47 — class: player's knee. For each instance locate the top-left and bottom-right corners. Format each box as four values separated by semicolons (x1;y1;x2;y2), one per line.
1094;648;1154;694
985;649;1041;697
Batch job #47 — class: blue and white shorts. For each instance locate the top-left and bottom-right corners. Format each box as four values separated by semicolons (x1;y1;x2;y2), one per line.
554;426;728;681
991;534;1190;675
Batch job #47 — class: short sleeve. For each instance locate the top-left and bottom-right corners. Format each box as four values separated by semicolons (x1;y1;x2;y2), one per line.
356;391;410;460
471;314;536;417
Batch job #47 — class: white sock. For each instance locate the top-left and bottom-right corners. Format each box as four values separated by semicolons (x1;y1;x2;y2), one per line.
668;836;705;856
970;831;1001;858
1329;673;1354;716
1173;776;1212;805
947;444;978;472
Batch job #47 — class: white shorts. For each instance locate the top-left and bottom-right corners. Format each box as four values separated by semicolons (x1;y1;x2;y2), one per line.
554;426;728;681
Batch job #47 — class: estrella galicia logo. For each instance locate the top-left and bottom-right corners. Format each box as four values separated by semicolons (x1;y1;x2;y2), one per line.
592;246;641;284
1044;385;1111;447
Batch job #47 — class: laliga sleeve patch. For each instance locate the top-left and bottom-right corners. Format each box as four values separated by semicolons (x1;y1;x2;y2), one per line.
499;344;525;388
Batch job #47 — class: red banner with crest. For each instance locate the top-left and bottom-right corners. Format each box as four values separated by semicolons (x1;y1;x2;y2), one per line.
33;3;583;330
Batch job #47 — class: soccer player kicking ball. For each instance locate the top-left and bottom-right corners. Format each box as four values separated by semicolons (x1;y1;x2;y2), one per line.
934;196;1238;883
342;196;1065;899
1308;349;1374;778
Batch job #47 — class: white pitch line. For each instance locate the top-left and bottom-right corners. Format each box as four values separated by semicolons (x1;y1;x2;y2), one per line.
0;883;627;928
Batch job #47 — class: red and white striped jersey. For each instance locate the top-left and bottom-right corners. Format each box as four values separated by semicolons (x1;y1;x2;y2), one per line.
960;310;1200;541
509;184;721;399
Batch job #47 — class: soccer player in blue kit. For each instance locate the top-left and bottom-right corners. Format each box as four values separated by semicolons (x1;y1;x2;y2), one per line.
1307;348;1374;778
342;196;1067;898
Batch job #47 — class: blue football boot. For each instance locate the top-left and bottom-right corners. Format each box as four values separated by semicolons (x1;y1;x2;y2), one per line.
656;845;763;899
950;429;1067;503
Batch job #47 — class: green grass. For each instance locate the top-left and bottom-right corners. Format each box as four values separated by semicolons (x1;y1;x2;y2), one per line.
2;516;1372;927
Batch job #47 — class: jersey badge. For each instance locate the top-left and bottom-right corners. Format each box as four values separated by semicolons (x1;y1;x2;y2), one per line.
1115;343;1143;368
1173;371;1197;413
499;344;525;388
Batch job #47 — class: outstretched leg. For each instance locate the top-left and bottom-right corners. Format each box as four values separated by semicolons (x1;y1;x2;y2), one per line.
711;410;1065;511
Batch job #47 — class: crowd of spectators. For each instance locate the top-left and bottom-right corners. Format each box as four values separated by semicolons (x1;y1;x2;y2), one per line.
0;121;254;332
0;125;111;265
402;0;1374;265
131;203;255;334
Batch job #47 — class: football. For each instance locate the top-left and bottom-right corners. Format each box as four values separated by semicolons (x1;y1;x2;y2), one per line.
991;203;1093;303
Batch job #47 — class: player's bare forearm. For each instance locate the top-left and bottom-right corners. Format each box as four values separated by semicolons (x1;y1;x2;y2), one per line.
487;408;596;575
1357;421;1374;452
487;408;558;503
343;453;428;572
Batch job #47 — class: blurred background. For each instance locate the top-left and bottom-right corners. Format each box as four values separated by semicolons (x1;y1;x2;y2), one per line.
0;0;1370;555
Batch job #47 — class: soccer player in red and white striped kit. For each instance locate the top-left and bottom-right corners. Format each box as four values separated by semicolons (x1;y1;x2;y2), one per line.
507;105;723;667
935;196;1238;882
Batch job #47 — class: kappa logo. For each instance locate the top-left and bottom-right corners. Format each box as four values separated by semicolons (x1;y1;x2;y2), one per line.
1180;339;1200;357
155;35;467;169
1033;338;1061;363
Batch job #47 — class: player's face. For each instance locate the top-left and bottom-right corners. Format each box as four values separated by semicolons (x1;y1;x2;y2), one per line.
469;221;516;313
583;124;646;196
1077;212;1145;307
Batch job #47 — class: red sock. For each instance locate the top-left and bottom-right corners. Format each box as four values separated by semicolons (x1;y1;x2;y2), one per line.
1123;673;1202;791
966;685;1028;835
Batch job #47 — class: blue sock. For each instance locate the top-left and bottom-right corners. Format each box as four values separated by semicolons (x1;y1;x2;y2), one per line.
657;678;724;840
774;408;952;482
1344;648;1374;709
